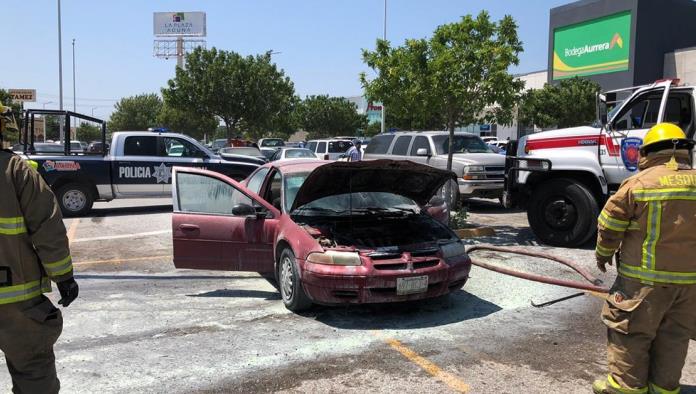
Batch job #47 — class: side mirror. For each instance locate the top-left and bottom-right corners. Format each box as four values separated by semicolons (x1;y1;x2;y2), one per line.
428;196;446;206
416;148;430;156
597;93;608;127
231;203;256;217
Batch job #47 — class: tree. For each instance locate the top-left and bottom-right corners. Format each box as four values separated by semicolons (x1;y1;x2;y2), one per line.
157;103;218;141
294;95;368;139
361;11;524;170
363;122;382;137
162;47;296;140
518;77;601;129
75;122;102;142
108;93;163;131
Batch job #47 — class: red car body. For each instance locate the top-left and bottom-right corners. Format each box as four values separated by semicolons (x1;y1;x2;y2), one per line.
171;159;471;311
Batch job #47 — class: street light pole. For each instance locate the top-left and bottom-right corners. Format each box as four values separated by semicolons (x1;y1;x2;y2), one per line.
57;0;64;142
42;101;54;109
91;106;98;117
72;39;76;114
381;0;387;134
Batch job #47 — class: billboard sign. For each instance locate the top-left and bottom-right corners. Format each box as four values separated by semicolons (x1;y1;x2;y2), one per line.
154;12;206;37
8;89;36;102
552;11;631;80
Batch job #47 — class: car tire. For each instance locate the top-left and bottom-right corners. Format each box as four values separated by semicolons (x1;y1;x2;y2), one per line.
56;183;94;217
278;248;312;312
527;179;598;247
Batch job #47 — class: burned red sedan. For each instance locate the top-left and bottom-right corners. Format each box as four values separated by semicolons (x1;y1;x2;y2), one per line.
171;159;472;311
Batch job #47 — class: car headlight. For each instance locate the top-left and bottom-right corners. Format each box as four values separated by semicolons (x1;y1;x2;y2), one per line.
463;165;485;173
440;241;467;259
306;251;362;266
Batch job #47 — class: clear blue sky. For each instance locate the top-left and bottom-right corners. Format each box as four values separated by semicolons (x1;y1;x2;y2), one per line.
1;0;569;119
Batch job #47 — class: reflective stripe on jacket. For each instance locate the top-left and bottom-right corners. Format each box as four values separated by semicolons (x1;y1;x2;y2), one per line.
0;151;73;304
596;150;696;285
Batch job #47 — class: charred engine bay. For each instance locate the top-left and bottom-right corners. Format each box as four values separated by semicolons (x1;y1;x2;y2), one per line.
295;213;455;250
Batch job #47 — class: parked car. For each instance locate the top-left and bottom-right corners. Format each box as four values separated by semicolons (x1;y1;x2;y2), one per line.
480;136;497;143
284;142;301;148
218;147;268;166
269;148;318;161
171;159;471;311
260;147;279;161
487;140;509;155
87;141;110;154
306;139;353;160
363;131;506;203
258;138;285;148
210;139;229;153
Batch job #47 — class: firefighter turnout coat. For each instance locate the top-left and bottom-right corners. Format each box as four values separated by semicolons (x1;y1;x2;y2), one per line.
0;151;73;304
596;150;696;284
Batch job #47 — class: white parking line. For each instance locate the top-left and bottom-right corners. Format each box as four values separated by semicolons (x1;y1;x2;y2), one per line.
71;230;171;243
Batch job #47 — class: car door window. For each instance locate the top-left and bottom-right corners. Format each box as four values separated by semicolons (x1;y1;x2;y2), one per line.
317;142;327;154
124;136;158;156
307;141;317;152
177;172;252;215
612;90;663;131
161;137;206;158
409;136;430;156
328;140;352;153
364;134;395;154
246;167;270;195
391;136;412;155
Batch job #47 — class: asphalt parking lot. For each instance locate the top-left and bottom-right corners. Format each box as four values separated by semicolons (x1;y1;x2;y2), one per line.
3;198;696;393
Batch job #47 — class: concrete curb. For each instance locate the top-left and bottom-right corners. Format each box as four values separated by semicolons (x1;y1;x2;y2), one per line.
453;226;496;238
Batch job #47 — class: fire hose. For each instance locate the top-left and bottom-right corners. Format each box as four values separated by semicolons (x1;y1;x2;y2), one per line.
466;245;610;307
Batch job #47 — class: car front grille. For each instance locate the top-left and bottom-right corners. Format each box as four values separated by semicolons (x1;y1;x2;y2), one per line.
485;165;505;180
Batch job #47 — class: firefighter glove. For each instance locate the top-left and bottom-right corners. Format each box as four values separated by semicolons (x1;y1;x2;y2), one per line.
596;254;613;273
57;278;79;307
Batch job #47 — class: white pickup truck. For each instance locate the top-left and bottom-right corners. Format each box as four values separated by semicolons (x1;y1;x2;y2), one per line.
17;110;260;216
504;79;695;246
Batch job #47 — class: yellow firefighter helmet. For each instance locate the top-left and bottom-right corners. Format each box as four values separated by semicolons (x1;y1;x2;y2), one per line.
641;123;694;154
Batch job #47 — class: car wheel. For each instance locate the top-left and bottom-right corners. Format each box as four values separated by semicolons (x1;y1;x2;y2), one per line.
56;183;94;217
527;178;598;247
278;248;312;312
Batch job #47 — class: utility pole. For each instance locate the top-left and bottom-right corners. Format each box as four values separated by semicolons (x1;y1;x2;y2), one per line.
72;38;76;136
57;0;64;142
381;0;387;134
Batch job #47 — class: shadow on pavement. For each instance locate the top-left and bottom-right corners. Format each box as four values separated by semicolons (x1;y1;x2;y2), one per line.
189;289;281;300
465;198;522;214
87;204;172;220
307;290;501;330
75;274;257;280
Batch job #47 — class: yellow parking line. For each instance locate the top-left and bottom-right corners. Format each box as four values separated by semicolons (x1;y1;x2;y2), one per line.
73;255;172;266
67;219;80;244
373;332;469;393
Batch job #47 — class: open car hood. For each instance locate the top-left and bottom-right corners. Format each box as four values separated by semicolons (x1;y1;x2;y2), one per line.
291;159;457;211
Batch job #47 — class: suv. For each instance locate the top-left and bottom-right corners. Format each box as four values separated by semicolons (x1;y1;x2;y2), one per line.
306;139;354;160
363;131;505;202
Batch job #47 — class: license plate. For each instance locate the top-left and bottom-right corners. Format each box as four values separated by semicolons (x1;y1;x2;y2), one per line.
396;275;428;295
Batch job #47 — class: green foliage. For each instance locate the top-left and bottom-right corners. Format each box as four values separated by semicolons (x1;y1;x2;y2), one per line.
363;121;383;137
157;103;218;141
108;93;163;131
518;77;601;129
75;122;102;143
361;11;524;169
295;95;368;139
162;47;297;141
448;207;469;229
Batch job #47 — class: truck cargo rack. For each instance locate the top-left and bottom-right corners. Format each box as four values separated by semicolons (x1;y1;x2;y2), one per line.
20;109;107;157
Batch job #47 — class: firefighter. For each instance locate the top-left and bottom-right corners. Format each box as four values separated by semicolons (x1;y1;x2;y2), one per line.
593;122;696;394
0;102;79;393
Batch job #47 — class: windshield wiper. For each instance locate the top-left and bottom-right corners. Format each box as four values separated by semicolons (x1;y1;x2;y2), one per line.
295;207;345;214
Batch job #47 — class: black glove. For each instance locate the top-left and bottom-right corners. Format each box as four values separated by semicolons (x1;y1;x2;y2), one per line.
57;278;79;307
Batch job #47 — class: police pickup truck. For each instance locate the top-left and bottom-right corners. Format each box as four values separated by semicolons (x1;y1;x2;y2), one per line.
16;110;259;216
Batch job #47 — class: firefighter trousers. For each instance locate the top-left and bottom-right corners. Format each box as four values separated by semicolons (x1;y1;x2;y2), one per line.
0;295;62;394
602;276;696;392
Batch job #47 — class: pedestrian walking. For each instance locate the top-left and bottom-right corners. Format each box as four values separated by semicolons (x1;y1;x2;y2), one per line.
0;102;79;394
347;140;362;162
593;123;696;394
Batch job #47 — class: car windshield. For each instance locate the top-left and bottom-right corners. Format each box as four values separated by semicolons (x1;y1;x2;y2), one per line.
261;139;285;147
33;143;65;153
607;99;625;122
220;147;262;156
284;172;419;214
285;149;315;158
432;135;493;154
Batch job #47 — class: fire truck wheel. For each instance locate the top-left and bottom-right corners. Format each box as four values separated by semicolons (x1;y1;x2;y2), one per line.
527;179;598;247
